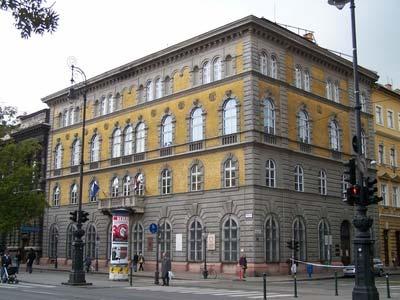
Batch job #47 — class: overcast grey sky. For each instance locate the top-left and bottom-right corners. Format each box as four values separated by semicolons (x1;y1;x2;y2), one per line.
0;0;398;115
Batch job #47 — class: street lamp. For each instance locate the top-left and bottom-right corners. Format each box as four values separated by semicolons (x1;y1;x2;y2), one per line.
65;64;90;285
328;1;379;299
202;226;208;279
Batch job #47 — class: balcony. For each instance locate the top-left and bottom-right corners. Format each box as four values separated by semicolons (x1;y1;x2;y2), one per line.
299;142;312;153
110;157;121;166
189;141;203;152
221;134;237;145
264;133;277;145
70;165;79;173
53;169;61;176
331;150;342;160
160;147;172;157
90;162;99;169
98;195;145;213
134;152;145;161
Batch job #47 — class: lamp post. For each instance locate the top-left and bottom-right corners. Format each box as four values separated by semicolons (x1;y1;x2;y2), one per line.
54;234;58;269
203;226;208;279
65;64;90;285
95;236;99;272
328;1;379;299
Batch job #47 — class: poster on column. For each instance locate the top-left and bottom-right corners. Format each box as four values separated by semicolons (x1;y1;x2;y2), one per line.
109;211;129;280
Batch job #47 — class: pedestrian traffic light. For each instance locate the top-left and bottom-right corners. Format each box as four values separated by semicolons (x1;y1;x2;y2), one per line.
345;185;361;206
79;210;90;223
287;240;294;250
364;177;383;205
293;241;299;252
69;210;78;222
343;158;357;185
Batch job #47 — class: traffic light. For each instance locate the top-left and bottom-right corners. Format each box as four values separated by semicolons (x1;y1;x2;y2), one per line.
287;240;294;250
345;185;361;206
293;241;299;252
343;158;356;185
69;210;78;222
79;210;90;223
286;240;299;252
364;177;383;205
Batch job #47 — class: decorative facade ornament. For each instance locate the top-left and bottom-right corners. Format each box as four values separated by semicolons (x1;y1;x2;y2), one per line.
104;123;109;130
151;109;157;117
209;92;216;102
178;101;185;110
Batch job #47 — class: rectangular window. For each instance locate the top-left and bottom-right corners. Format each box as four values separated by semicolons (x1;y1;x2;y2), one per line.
393;187;399;207
378;144;384;164
387;110;394;128
390;148;396;167
381;184;387;206
375;106;383;125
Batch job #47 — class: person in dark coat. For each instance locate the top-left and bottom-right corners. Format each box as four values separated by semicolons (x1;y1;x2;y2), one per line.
161;252;171;286
15;250;22;274
1;250;12;282
84;255;92;273
26;249;36;274
239;254;248;278
138;252;145;271
132;253;139;272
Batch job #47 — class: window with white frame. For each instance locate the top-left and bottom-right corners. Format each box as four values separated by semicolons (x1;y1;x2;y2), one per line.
72;139;81;166
155;78;162;99
70;183;78;204
329;120;340;151
85;224;96;258
318;219;330;263
265;215;279;262
223;99;237;135
213;57;221;81
108;95;114;113
131;223;144;255
123;126;133;156
381;184;387;206
326;80;333;100
292;217;306;260
146;81;153;101
333;81;340;103
375;106;383;125
188;219;203;261
387;110;394;128
191;108;203;142
74;107;80;123
53;185;60;206
112;129;121;158
190;164;202;192
264;98;275;135
101;97;107;115
161;116;173;147
202;61;210;84
134;173;144;196
111;177;119;198
123;175;131;196
69;108;74;125
360;92;367;112
89;180;98;202
66;224;76;259
304;70;310;92
48;225;58;258
55;144;62;169
270;55;278;79
298;110;310;143
159;220;172;257
63;110;69;127
164;76;171;96
224;159;237;188
225;56;233;77
361;129;366;156
260;52;268;75
319;170;327;195
91;134;100;162
222;217;239;262
135;123;145;153
390;147;396;167
161;169;171;195
393;187;399;207
295;66;302;88
378;144;385;164
294;165;304;192
265;159;276;188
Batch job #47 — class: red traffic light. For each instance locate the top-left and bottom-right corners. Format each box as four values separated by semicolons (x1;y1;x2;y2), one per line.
350;185;361;196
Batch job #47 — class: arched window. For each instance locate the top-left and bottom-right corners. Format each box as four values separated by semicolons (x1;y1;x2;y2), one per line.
360;92;367;112
333;82;340;102
361;129;367;156
224;159;237;188
111;177;119;198
329;120;340;151
188;219;203;261
265;215;279;262
294;165;304;192
112;129;121;158
298;110;310;143
213;57;221;81
192;66;200;86
155;78;162;99
161;169;172;195
190;164;203;191
123;126;133;156
134;173;145;196
318;219;330;263
48;225;58;259
123;175;131;196
54;144;62;169
70;183;78;204
202;61;210;84
225;55;233;77
93;100;100;117
304;70;310;92
223;99;237;135
85;224;96;259
66;224;76;259
63;109;69;127
90;134;100;162
265;160;276;188
222;216;239;262
319;170;327;195
57;112;62;128
69;108;74;125
161;116;173;147
101;97;107;115
53;185;60;206
159;220;172;258
164;76;171;96
270;55;278;79
135;123;145;153
108;95;114;113
131;223;144;256
292;217;306;260
74;107;80;123
89;180;98;202
264;98;275;135
71;139;81;166
295;66;302;88
191;108;203;142
260;52;268;75
146;80;153;101
326;80;333;100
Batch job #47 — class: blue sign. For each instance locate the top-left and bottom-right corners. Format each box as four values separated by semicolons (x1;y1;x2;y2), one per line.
20;226;40;233
149;223;158;234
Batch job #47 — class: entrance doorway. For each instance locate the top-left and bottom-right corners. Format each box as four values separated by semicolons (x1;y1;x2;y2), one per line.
340;221;351;265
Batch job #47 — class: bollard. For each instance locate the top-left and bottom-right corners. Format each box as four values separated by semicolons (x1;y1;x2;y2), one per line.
294;274;298;298
263;273;267;300
334;271;338;296
386;273;391;299
129;265;133;286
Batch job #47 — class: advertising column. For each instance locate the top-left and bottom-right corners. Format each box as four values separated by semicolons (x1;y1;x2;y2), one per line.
109;209;129;280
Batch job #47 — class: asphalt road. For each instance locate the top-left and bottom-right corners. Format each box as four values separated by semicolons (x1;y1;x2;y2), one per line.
1;273;399;300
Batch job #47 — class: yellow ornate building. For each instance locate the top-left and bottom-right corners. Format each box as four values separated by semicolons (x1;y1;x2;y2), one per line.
372;84;400;267
42;16;379;275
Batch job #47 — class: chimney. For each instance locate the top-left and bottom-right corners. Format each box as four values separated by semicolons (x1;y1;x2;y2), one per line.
385;83;392;90
303;32;315;43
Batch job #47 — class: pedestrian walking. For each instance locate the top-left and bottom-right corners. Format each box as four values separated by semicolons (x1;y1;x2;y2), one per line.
161;252;171;286
138;252;145;271
84;255;92;273
14;250;22;274
1;250;12;283
132;253;138;272
239;253;247;278
26;248;36;274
